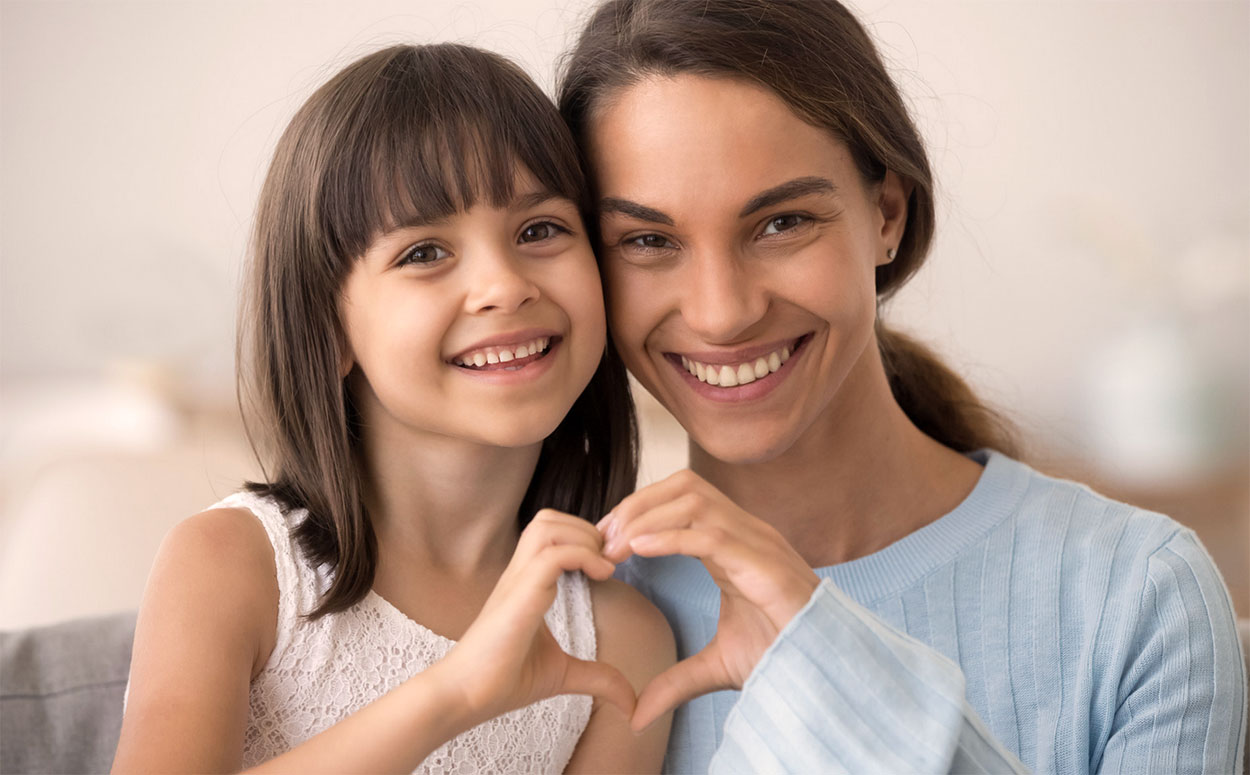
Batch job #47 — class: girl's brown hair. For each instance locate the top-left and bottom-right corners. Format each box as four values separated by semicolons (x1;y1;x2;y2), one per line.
240;43;638;618
559;0;1016;456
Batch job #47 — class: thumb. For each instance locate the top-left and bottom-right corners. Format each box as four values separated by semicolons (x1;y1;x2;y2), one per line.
632;646;727;733
560;657;637;719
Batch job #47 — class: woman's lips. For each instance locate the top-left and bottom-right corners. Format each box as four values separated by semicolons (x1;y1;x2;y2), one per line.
665;334;811;402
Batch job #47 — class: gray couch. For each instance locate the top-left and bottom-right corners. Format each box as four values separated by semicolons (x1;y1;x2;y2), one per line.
1;613;136;774
2;613;1248;774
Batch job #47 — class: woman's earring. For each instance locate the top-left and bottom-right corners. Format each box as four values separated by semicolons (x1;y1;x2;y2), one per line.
886;248;897;262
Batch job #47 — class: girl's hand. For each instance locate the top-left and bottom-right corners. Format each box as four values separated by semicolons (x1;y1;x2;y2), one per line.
435;509;636;727
597;470;820;732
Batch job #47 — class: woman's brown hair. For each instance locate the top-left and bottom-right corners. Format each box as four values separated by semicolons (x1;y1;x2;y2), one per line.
239;43;638;618
558;0;1016;456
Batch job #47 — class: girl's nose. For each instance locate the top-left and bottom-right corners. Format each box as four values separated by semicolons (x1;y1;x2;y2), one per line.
679;249;768;343
464;250;540;315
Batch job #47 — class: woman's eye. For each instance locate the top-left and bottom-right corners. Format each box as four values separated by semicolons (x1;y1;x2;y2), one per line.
519;221;568;243
398;243;450;266
625;234;674;250
760;214;808;236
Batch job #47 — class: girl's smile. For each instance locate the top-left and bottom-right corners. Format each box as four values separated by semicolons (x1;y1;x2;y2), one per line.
448;330;563;384
339;176;606;451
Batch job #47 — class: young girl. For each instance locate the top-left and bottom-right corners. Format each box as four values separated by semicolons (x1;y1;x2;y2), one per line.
111;43;673;774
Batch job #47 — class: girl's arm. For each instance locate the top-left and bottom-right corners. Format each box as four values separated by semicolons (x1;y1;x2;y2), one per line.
563;579;676;774
112;507;282;772
114;507;634;774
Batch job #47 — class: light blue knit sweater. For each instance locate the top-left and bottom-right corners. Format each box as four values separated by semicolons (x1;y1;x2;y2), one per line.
619;450;1247;774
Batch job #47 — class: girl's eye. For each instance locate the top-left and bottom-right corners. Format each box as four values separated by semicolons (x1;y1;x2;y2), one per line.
519;221;569;243
760;214;808;237
625;234;674;250
398;243;450;266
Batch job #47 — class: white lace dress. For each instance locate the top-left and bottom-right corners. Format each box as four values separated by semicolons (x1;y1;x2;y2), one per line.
218;491;596;774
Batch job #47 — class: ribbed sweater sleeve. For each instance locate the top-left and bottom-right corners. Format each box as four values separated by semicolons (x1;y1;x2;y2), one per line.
709;579;1028;774
709;529;1246;775
1095;530;1246;774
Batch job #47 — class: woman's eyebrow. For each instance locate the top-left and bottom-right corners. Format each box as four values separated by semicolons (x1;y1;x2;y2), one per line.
598;197;675;226
739;176;837;217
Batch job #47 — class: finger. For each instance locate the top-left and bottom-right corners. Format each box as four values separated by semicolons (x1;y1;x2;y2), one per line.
632;647;728;733
600;469;710;537
517;512;605;560
603;493;704;561
533;543;616;583
560;657;637;718
492;544;616;623
627;527;721;562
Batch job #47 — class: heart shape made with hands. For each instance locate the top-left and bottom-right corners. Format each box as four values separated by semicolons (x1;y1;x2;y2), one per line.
593;469;822;732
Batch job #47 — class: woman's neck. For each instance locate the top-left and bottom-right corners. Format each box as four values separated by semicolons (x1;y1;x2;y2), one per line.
690;345;982;569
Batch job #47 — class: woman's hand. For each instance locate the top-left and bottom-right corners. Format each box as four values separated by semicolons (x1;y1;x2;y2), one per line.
435;509;636;728
597;470;820;732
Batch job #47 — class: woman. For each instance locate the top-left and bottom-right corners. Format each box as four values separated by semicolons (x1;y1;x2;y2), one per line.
558;1;1246;772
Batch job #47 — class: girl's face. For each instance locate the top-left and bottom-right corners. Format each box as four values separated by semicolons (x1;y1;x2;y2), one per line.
338;171;606;451
588;75;909;464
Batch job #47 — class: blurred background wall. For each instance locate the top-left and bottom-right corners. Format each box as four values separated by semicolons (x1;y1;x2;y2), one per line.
1;0;1246;628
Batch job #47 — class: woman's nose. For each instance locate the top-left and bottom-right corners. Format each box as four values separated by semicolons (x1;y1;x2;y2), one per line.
678;250;768;343
464;249;540;315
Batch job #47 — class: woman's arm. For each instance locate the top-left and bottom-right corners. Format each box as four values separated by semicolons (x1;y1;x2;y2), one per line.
601;470;1028;774
710;579;1026;774
1095;530;1246;774
564;579;676;774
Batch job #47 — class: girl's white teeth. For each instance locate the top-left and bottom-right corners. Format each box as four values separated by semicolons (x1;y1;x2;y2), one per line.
682;342;793;387
455;337;550;367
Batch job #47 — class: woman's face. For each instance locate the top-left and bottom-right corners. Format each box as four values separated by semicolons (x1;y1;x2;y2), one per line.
588;75;908;464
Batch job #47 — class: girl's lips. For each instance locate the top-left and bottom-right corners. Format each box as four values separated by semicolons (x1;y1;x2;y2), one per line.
453;338;562;384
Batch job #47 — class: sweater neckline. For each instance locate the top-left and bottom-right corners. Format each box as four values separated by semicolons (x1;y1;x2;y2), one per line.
639;449;1033;612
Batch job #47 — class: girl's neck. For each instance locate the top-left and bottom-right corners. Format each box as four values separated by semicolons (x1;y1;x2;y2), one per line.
360;423;542;575
690;342;983;569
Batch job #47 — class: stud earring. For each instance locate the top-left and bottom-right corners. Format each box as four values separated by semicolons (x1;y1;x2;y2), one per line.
886;248;897;261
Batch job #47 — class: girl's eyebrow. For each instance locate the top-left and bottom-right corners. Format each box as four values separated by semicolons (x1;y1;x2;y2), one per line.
512;190;563;210
384;191;567;233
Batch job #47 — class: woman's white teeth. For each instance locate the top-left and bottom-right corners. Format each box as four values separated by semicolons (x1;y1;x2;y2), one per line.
681;343;793;387
455;337;550;367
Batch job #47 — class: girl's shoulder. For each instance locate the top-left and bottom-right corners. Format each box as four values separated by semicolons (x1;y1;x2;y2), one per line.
156;505;280;653
588;577;676;683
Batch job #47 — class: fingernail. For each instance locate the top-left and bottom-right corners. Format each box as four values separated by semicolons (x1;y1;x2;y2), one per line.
598;512;615;536
629;535;656;550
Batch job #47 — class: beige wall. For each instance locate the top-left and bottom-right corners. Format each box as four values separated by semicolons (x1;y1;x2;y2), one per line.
2;0;1246;628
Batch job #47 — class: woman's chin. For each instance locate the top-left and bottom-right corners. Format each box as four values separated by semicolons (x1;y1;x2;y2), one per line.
688;424;800;467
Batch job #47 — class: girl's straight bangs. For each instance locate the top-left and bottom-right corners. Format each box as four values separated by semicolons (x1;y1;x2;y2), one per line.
319;45;587;263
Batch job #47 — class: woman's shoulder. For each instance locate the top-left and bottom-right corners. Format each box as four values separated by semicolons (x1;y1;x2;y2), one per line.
987;450;1188;556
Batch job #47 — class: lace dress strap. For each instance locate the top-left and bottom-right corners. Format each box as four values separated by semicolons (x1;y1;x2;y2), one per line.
212;490;318;670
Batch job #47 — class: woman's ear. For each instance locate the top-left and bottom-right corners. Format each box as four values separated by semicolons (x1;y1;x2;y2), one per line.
876;170;911;266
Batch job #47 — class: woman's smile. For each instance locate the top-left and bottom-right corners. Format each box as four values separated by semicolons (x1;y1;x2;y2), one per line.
590;73;901;463
663;333;812;403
